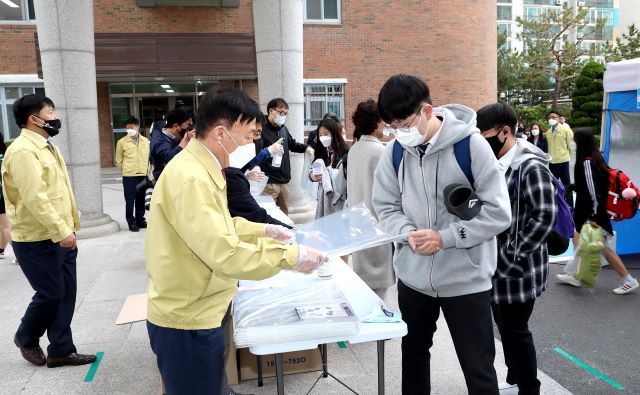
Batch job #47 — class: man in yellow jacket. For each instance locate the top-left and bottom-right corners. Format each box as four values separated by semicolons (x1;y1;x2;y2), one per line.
2;94;96;368
546;110;574;206
145;88;328;394
115;116;150;232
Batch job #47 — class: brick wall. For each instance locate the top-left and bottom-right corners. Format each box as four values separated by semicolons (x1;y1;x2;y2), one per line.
97;82;115;167
304;0;497;134
93;0;254;33
0;24;38;74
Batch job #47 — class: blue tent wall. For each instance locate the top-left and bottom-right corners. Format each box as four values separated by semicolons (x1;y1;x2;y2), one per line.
602;89;640;255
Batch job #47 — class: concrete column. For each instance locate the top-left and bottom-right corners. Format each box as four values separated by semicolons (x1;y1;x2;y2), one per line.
253;0;315;224
34;0;119;238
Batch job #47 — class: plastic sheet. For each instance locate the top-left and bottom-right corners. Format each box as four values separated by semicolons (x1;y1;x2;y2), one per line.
293;203;396;257
300;155;318;201
233;271;359;348
249;174;269;197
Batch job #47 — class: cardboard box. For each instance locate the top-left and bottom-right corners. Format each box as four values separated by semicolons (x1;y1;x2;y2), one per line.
238;347;323;381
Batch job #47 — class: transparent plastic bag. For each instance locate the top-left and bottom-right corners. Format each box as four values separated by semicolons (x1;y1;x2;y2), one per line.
234;271;359;347
249;174;269;196
293;203;395;256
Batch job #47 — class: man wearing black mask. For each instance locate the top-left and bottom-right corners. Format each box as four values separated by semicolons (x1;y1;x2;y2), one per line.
3;94;96;368
150;108;193;182
258;98;314;214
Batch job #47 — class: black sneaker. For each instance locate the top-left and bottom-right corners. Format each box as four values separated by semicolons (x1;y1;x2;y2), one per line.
136;222;147;229
129;225;140;232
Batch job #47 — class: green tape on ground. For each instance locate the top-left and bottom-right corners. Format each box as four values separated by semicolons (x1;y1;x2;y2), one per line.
337;341;347;349
554;347;624;390
84;352;104;383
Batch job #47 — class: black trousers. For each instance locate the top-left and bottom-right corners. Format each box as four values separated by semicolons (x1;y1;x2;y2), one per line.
147;321;225;395
492;300;540;395
549;161;573;207
13;240;78;358
123;176;146;226
398;280;498;395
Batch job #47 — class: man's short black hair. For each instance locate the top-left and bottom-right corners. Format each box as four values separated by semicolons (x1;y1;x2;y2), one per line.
266;98;289;113
13;94;55;128
165;108;191;129
377;74;432;123
196;88;261;138
476;102;518;135
125;116;140;126
548;110;561;117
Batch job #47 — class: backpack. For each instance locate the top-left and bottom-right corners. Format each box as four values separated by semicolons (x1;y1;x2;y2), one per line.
392;135;474;186
514;167;575;255
606;168;640;221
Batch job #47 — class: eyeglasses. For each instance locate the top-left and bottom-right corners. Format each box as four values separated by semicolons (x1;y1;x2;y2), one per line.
272;109;288;116
384;107;422;135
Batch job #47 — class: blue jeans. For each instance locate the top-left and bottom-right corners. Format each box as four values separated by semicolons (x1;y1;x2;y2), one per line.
147;321;225;395
13;240;78;357
549;161;573;207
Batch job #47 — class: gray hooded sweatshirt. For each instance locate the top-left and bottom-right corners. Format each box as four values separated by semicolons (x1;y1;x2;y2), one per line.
372;104;511;298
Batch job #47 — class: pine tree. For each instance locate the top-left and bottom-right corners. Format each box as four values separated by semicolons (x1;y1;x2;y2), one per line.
604;24;640;62
570;61;605;134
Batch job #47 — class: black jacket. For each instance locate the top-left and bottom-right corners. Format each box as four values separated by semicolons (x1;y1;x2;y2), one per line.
257;122;308;184
223;167;292;228
150;130;182;181
573;159;612;234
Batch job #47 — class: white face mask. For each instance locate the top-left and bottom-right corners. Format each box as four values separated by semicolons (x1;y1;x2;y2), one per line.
548;119;558;127
394;110;430;148
531;128;540;136
319;135;332;147
274;114;286;126
229;142;256;169
126;128;138;137
382;127;392;138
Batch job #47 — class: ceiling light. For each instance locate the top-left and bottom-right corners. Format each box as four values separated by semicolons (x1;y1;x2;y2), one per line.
1;0;19;8
161;84;170;89
166;89;174;93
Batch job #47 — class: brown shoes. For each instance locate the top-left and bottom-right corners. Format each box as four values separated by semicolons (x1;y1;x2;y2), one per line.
14;335;46;366
46;352;97;368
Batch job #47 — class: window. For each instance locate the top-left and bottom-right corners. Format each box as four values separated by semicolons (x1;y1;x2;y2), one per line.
524;0;561;5
588;9;614;26
497;5;512;21
305;0;340;23
0;85;44;141
497;0;512;3
524;6;543;21
303;81;345;129
498;23;512;36
585;0;613;8
0;0;35;22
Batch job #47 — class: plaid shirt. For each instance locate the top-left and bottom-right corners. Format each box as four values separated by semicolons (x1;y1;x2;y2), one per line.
491;158;557;304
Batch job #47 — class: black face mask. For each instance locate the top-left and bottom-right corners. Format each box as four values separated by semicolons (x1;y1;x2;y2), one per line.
485;127;507;158
35;116;62;137
517;127;525;134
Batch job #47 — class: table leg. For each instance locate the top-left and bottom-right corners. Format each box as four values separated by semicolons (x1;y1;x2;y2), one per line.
257;355;263;387
377;340;385;395
321;344;328;378
275;353;285;395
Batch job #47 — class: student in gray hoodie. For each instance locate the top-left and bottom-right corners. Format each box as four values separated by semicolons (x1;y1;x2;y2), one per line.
372;75;511;395
477;102;557;395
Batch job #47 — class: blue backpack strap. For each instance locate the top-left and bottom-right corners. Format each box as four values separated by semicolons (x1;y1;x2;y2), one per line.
453;135;474;187
392;140;404;175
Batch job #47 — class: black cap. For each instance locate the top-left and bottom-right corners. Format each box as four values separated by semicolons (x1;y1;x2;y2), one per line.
443;184;481;221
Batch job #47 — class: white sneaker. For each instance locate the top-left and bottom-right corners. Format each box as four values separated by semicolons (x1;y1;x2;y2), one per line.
557;273;581;287
612;278;639;295
498;382;519;394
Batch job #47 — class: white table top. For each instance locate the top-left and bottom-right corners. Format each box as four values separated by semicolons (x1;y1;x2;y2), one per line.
236;257;407;355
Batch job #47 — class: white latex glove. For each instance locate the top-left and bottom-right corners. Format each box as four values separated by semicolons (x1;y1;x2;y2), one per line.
265;224;295;244
268;138;284;156
295;245;329;274
245;166;265;182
